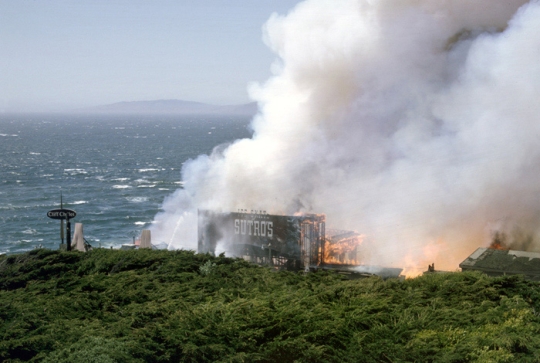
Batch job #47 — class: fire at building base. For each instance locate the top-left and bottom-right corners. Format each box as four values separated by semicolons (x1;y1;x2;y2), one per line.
197;210;402;279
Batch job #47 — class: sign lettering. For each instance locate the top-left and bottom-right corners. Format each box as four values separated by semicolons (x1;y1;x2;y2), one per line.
47;209;76;220
234;219;273;238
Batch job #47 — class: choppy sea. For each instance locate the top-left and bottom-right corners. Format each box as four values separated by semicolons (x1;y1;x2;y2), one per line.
0;113;251;254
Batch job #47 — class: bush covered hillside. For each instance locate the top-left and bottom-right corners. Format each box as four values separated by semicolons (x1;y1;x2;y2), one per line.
1;249;540;362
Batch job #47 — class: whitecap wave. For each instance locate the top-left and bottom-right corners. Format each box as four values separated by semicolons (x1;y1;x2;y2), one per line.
138;168;159;172
126;196;148;203
64;168;88;175
113;185;132;189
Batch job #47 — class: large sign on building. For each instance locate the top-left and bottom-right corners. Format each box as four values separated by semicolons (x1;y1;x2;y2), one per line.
198;210;325;269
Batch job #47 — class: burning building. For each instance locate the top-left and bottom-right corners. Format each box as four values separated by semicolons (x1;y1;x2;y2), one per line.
198;210;402;278
324;229;363;265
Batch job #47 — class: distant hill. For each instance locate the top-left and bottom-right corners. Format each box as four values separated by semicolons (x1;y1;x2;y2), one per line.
74;99;258;116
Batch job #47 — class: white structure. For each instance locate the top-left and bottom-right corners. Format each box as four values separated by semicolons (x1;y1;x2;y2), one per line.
71;223;87;252
139;229;152;249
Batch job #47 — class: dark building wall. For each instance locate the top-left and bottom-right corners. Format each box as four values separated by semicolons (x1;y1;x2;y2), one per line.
197;210;325;269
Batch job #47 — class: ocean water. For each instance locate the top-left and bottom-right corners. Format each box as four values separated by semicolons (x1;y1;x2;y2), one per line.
0;113;251;254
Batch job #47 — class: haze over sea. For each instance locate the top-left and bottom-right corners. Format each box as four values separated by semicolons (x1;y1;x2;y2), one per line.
0;113;251;254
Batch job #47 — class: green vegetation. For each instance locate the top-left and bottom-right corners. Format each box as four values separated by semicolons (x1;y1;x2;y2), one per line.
1;249;540;362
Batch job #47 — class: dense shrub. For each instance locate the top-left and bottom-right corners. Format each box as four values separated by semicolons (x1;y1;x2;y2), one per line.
1;249;540;362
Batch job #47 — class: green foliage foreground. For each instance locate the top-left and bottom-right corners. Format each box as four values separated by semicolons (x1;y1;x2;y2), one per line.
1;249;540;362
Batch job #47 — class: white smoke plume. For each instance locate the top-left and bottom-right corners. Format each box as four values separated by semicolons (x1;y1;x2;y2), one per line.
152;0;540;273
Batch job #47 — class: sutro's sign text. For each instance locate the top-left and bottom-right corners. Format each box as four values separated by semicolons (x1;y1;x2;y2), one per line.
234;219;273;238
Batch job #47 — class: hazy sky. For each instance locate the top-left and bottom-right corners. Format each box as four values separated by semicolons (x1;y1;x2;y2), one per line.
0;0;303;112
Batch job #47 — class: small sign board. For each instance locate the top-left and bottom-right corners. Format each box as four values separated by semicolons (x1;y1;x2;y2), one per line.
47;208;76;220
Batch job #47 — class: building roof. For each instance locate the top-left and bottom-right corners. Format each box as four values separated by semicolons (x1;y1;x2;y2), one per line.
459;247;540;279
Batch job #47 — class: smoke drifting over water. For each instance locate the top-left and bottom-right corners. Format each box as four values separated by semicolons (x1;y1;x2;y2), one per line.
152;0;540;272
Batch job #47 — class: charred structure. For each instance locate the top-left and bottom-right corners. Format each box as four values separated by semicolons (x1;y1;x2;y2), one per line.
324;229;363;265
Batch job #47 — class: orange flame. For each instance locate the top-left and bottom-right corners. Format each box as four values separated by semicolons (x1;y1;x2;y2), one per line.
399;239;449;278
323;233;364;265
490;231;508;250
